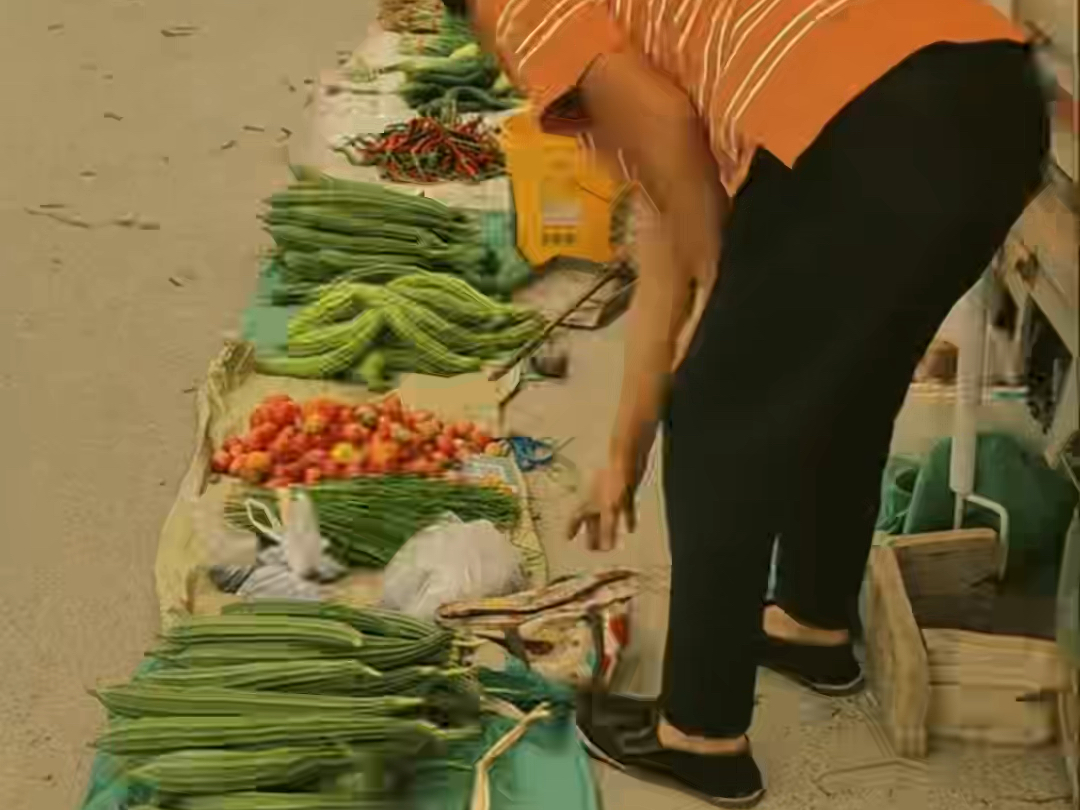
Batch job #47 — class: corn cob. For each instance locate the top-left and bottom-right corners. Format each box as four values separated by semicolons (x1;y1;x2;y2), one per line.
96;713;444;755
128;746;354;794
139;659;376;692
163;615;365;652
93;684;424;719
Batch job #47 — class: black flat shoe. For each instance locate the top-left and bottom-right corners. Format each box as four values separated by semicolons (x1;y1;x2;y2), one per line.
759;633;865;696
576;692;765;808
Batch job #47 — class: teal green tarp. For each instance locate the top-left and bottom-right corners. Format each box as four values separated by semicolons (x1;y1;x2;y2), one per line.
876;432;1078;595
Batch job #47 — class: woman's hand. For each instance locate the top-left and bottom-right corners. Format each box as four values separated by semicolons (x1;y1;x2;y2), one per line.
568;464;638;551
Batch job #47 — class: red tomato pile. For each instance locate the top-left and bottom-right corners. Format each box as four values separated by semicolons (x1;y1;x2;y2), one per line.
211;394;495;486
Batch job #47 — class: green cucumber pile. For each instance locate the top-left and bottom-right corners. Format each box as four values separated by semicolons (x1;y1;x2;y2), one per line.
226;475;521;568
255;271;544;386
394;41;521;115
91;603;479;808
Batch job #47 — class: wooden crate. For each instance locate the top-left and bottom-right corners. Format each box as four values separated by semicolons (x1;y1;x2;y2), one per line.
866;528;1072;757
1062;671;1080;809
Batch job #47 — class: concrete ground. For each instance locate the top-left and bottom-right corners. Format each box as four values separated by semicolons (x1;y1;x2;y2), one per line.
0;2;367;807
0;1;1072;809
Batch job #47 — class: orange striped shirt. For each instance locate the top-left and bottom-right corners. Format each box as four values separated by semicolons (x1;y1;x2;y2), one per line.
477;0;1025;195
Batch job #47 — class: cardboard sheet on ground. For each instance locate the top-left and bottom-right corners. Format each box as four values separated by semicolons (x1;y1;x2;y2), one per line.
155;339;544;628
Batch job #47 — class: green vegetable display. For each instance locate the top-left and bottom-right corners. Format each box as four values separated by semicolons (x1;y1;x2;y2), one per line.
392;31;521;114
255;272;544;385
264;174;530;300
91;605;479;806
226;475;521;568
402;12;477;57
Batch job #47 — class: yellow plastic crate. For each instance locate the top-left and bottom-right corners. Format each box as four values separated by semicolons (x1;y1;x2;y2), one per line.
501;111;623;267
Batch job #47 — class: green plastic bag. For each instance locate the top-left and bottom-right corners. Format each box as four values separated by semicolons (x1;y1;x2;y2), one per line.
875;456;921;535
885;433;1077;595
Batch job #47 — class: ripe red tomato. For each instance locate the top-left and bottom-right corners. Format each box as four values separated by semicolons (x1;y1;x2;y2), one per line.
368;438;399;471
302;414;328;435
415;421;439;441
269;400;300;428
380;395;403;421
354;405;378;428
244;451;273;474
428;451;449;470
301;449;328;467
303;466;323;485
435;435;454;455
250;423;280;451
341;423;367;444
343;462;363;478
452;421;474;439
302;396;335;415
249;405;273;429
211;450;232;473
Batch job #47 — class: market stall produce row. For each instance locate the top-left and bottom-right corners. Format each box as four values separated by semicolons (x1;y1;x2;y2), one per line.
79;5;609;809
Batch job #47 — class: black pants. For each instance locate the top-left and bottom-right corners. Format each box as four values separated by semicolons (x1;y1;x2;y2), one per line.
661;40;1048;739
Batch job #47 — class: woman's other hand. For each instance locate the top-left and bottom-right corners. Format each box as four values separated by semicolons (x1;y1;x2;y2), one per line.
568;465;637;551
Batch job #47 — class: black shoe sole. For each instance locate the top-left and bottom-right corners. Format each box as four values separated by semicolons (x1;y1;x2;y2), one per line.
576;725;767;809
760;661;866;697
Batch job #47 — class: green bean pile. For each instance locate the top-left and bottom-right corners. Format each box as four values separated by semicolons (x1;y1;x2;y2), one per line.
226;475;521;568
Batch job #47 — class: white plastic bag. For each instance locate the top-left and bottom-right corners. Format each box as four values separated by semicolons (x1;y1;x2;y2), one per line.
382;514;525;622
195;492;257;567
244;491;324;579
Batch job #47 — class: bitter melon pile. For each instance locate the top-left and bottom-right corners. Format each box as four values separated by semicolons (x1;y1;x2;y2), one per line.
256;272;544;388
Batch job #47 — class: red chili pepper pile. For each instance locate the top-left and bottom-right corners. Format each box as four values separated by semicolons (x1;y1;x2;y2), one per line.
339;114;506;184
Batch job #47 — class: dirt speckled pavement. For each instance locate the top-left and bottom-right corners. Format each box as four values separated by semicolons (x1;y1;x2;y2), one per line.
0;2;367;806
